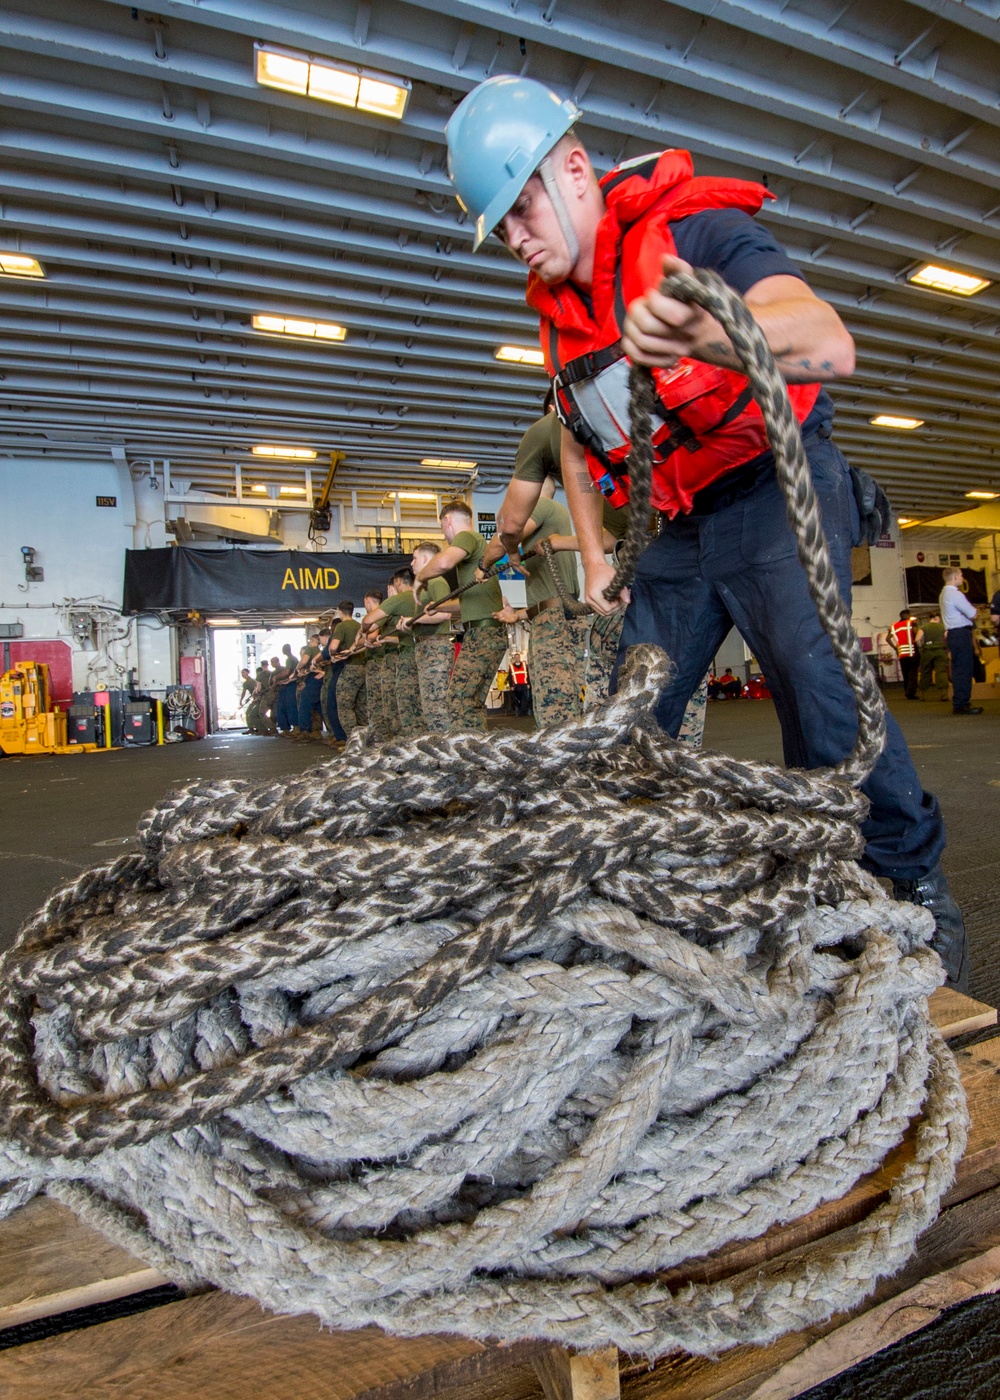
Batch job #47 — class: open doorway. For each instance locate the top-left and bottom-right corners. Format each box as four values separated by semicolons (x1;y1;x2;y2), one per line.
210;625;312;730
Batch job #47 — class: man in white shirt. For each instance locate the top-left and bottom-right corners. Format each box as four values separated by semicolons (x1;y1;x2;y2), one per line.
939;568;982;716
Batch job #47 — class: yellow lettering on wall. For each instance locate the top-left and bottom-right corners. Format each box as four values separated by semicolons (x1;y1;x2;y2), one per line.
324;568;340;589
303;568;323;590
281;568;297;590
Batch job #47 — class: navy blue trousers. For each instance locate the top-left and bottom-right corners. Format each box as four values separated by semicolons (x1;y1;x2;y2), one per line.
324;663;347;741
947;627;974;710
615;430;945;881
275;684;297;732
297;675;323;733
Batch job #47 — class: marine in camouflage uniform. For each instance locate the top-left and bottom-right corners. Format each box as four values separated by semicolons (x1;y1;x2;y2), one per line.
335;660;367;732
244;663;269;733
364;647;388;739
379;581;424;738
415;504;506;733
360;593;390;741
516;496;586;727
409;547;455;735
449;621;506;729
257;658;282;735
330;605;367;735
380;645;401;737
362;581;412;741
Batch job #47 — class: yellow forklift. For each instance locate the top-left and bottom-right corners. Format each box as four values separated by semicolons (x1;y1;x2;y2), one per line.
0;661;98;756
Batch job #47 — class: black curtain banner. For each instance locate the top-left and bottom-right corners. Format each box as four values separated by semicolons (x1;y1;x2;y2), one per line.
123;547;412;614
905;565;987;607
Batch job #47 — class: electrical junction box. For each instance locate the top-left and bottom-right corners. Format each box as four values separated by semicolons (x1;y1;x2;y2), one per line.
0;624;24;639
124;700;154;746
67;705;99;747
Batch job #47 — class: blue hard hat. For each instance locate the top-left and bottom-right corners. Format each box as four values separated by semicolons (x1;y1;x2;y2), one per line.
446;76;581;250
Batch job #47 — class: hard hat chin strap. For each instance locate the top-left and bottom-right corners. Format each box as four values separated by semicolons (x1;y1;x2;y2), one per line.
537;156;580;271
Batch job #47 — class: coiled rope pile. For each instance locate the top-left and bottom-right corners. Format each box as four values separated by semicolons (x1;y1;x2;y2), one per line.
0;271;968;1360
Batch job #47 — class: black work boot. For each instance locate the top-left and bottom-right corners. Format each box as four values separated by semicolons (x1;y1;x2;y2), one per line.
892;864;970;992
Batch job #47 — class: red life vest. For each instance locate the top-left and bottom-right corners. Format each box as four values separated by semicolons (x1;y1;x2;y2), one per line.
889;618;917;658
526;150;822;517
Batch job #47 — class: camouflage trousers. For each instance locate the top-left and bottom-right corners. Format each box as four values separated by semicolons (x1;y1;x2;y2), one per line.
363;654;385;739
415;636;453;734
365;650;399;741
587;611;707;747
394;647;423;737
447;621;507;732
257;687;278;735
335;663;367;735
528;607;592;726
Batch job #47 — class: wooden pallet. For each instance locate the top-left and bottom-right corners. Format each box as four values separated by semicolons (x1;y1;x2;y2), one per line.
0;989;996;1400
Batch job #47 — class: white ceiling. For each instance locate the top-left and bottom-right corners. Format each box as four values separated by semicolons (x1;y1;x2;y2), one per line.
2;0;1000;517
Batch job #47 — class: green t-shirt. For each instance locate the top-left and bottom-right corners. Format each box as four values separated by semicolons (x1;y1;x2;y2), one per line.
512;412;629;542
380;590;417;649
520;497;579;607
414;576;452;639
333;617;363;664
921;620;946;649
451;531;503;623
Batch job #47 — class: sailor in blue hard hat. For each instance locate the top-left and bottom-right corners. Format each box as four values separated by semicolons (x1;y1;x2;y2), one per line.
443;74;971;992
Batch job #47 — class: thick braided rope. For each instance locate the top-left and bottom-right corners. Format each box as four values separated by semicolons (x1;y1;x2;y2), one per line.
0;279;966;1359
0;647;967;1356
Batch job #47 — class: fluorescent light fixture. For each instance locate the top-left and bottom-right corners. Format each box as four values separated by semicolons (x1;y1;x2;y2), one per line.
495;345;546;366
255;44;410;120
393;491;438;501
251;445;317;460
308;64;360;107
908;263;991;297
279;486;307;496
357;75;409;119
896;517;916;526
965;490;1000;500
870;414;924;430
420;458;477;470
248;484;268;493
0;253;45;278
252;313;346;342
207;617;241;627
255;48;309;95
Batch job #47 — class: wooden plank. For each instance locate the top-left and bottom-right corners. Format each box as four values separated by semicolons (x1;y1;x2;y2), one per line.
740;1244;1000;1400
620;1146;1000;1398
532;1346;620;1400
0;1196;170;1329
929;988;997;1040
0;1289;547;1400
0;1267;167;1332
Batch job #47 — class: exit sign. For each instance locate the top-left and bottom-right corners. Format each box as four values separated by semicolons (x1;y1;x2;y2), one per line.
96;495;117;507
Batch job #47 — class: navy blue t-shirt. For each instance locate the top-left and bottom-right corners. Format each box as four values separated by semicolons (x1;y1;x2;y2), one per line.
670;208;834;434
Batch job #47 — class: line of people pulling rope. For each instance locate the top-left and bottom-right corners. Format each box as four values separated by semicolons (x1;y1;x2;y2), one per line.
241;493;705;746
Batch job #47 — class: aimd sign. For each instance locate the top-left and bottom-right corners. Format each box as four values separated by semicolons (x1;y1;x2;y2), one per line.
122;547;411;614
